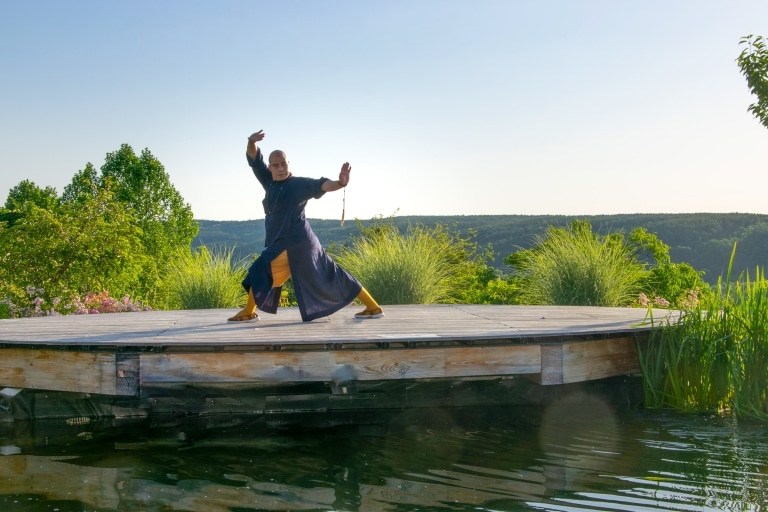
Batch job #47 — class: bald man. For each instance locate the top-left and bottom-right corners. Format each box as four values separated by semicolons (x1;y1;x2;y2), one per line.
227;129;384;323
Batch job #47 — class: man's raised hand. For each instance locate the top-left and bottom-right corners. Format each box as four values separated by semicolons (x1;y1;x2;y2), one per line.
339;162;351;187
248;130;265;143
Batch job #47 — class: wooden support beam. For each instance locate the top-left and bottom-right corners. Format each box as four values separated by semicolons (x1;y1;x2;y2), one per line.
0;348;124;395
561;336;640;384
139;345;542;385
538;337;640;385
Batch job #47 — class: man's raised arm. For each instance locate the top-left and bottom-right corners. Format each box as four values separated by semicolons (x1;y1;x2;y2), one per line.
246;130;265;159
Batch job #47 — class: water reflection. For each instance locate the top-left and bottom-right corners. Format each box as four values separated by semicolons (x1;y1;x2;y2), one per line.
2;398;768;511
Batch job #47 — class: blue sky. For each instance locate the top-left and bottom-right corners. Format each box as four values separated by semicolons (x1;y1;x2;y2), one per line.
2;1;767;221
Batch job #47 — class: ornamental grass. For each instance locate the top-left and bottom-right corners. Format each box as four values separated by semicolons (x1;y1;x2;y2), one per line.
165;246;249;310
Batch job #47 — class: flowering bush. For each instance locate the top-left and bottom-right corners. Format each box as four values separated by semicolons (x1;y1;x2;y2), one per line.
70;290;152;315
637;292;671;308
0;287;150;319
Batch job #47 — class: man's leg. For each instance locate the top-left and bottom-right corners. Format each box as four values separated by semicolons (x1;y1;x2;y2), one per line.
227;251;291;323
270;250;292;287
354;287;384;319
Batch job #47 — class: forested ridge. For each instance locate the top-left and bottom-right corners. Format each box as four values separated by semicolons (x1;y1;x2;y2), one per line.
194;213;768;284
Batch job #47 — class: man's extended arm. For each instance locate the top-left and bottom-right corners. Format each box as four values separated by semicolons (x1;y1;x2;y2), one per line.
321;162;351;192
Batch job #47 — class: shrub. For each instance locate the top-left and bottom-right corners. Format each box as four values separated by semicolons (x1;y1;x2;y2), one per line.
165;246;249;309
0;286;150;318
506;220;646;306
331;217;507;305
332;223;453;304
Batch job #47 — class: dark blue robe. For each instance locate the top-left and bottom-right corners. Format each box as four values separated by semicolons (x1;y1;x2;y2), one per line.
242;149;362;321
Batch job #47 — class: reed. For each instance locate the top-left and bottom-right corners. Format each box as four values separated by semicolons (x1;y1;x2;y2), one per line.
728;267;768;418
639;245;768;418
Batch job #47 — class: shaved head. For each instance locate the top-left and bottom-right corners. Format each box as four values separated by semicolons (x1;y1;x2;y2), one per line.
269;150;287;163
267;150;291;181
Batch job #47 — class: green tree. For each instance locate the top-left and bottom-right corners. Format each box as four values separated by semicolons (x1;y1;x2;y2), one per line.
1;180;60;228
4;180;59;211
62;145;199;306
61;162;99;203
0;185;147;312
630;227;712;308
737;35;768;129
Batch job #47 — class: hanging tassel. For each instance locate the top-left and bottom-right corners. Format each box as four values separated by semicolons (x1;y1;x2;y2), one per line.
341;187;346;226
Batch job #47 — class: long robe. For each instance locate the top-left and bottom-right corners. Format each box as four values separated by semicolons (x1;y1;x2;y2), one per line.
242;149;362;321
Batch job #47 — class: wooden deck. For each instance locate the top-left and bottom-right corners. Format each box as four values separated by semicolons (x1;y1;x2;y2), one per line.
0;304;666;397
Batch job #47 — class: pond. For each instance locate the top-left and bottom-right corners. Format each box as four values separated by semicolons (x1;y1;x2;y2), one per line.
1;394;767;511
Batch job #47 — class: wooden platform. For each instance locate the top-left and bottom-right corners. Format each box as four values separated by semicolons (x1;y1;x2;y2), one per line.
0;305;665;401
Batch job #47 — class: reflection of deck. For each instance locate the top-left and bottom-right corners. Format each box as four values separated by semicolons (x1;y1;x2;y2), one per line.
0;304;664;393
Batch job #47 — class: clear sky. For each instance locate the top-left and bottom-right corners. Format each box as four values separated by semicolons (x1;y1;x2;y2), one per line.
2;1;767;222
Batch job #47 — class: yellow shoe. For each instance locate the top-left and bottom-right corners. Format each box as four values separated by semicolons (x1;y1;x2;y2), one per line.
227;312;259;323
354;307;384;319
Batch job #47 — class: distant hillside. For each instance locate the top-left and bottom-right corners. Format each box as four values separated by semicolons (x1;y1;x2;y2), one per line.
194;213;768;284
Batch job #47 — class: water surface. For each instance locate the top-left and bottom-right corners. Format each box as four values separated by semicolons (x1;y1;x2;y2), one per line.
1;395;767;511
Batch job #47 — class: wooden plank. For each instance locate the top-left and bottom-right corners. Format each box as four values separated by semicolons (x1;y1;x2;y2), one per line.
0;348;119;395
0;306;660;395
540;345;564;385
561;337;640;384
116;353;140;396
140;345;542;385
0;305;666;347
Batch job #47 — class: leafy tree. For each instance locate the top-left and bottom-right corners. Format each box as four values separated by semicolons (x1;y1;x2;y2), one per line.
62;145;198;306
737;35;768;129
1;180;60;228
0;184;147;312
61;162;99;203
629;227;713;308
4;180;59;211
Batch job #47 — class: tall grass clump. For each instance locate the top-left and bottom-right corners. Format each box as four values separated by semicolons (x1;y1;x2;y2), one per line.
727;267;768;417
639;245;768;418
637;291;733;413
165;246;249;309
506;220;646;306
332;224;454;305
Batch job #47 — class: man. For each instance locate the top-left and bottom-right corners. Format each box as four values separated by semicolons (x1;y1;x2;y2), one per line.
227;129;384;323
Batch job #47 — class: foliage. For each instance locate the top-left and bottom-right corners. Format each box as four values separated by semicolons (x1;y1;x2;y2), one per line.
195;213;768;286
330;216;502;305
0;185;148;312
0;286;150;319
4;180;59;212
165;246;249;310
456;266;521;305
630;226;713;308
505;220;646;306
737;35;768;129
638;246;768;418
1;180;59;228
59;145;198;307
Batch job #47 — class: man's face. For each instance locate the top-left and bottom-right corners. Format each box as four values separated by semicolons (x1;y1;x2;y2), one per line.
268;152;291;181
